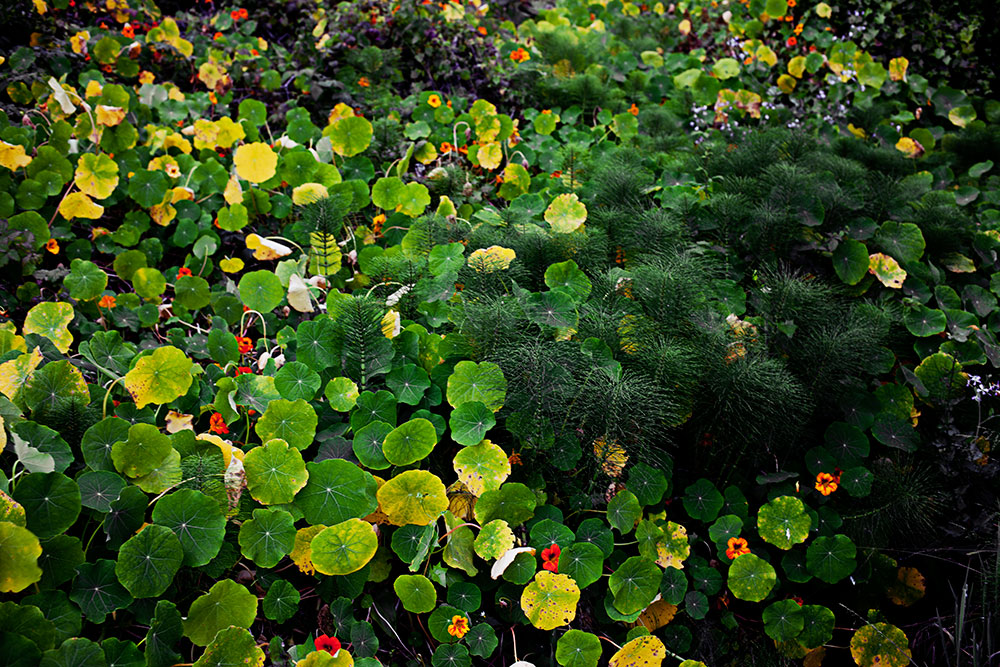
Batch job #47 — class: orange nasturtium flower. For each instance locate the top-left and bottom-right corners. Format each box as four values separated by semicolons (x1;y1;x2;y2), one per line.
209;412;229;435
787;0;796;6
427;94;442;108
213;31;223;40
815;472;838;496
358;77;371;88
509;47;530;63
447;615;470;639
628;102;639;116
440;141;453;153
45;238;60;254
372;213;386;236
786;36;798;47
477;26;487;35
236;336;253;355
98;294;117;309
794;23;804;35
122;23;135;38
541;543;560;572
177;267;193;279
508;452;522;465
726;537;751;559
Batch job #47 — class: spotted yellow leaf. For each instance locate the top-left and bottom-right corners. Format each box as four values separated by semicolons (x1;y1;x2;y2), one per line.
23;302;74;353
520;571;580;631
889;57;908;82
245;233;292;260
609;635;668;667
95;105;126;126
868;253;906;289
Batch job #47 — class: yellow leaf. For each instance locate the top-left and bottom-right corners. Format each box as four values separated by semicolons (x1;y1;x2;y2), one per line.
59;192;104;220
70;31;90;55
816;2;832;17
245;233;292;260
33;0;47;15
477;142;502;170
629;599;677;632
234;142;278;183
171;186;194;203
895;137;922;158
0;348;43;401
886;566;926;606
788;56;806;78
381;310;401;338
289;525;326;575
165;410;194;433
889;57;908;82
0;140;32;171
149;201;176;226
609;635;667;667
220;257;245;273
215;116;245;148
520;571;580;630
287;274;314;313
327;103;356;125
292;183;329;205
223;175;243;205
777;74;797;94
868;253;907;289
74;152;119;199
23;303;74;353
85;80;103;98
679;19;691;35
196;433;244;468
756;45;777;67
468;245;516;272
848;123;867;139
95;105;126;126
198;61;228;90
192;119;220;150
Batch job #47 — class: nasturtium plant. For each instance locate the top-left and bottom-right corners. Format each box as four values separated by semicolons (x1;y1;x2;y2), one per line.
393;574;437;613
520;570;581;630
377;470;448;526
184;579;258;647
727;553;777;602
255;399;318;451
115;524;183;599
806;534;857;583
311;518;379;575
757;496;811;549
124;346;194;409
556;629;602;667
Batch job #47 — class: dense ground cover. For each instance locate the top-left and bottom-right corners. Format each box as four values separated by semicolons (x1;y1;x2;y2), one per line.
1;0;998;665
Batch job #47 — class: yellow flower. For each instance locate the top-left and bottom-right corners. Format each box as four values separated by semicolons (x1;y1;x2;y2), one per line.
45;238;60;254
815;471;839;496
447;615;470;638
427;94;442;108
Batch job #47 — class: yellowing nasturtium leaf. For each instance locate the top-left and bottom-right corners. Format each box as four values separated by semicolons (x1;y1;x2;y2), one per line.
477;143;502;170
220;257;245;273
453;439;511;496
468;245;516;272
297;650;354;667
757;495;811;549
328;116;373;157
728;553;777;601
124;346;195;409
0;140;32;171
788;56;807;78
545;193;587;233
777;74;797;94
850;623;912;667
816;2;832;17
184;579;259;646
95;105;126;126
246;233;293;260
289;524;326;574
475;519;515;560
234;142;278;183
377;470;448;526
0;348;43;401
59;192;104;220
941;252;975;273
310;518;378;575
608;634;668;667
0;521;43;592
24;302;74;353
74;152;119;198
631;599;678;632
520;570;580;630
194;626;264;667
292;183;329;205
889;57;908;81
655;521;690;569
223;175;243;205
868;253;906;288
886;566;926;606
895;137;923;158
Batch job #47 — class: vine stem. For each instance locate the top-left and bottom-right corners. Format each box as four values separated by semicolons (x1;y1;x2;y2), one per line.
102;376;125;419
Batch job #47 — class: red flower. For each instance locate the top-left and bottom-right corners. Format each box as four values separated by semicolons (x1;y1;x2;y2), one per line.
786;36;798;47
213;31;223;40
234;366;253;376
209;412;229;435
314;634;341;655
122;24;134;38
177;267;192;280
236;336;252;355
541;543;560;572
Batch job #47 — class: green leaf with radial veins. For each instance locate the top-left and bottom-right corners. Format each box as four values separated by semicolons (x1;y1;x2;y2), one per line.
757;495;811;550
295;459;378;525
115;524;183;598
238;508;296;568
254;399;317;451
183;579;258;646
243;438;309;505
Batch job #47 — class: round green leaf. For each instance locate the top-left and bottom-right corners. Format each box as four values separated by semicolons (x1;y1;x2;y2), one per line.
757;496;811;550
352;421;393;470
244;438;309;505
708;515;743;550
727;553;777;602
874;222;925;263
128;169;168;208
115;524;183;598
609;556;661;615
393;574;437;613
607;490;642;534
184;579;258;646
544;193;587;233
325;377;360;411
428;604;469;643
70;559;131;624
123;346;194;409
132;267;166;300
378;470;448;526
76;471;125;513
329;116;373;157
446;361;507;412
465;623;498;658
762;599;804;641
824;422;870;467
660;566;688;605
447;581;481;612
521;571;580;630
903;305;947;337
560;542;604;589
263;580;300;623
238;508;296;568
0;521;43;592
11;472;81;539
151;488;226;567
311;518;378;575
382;418;437;466
914;351;967;401
432;644;470;667
385;363;430;405
799;604;835;649
39;637;105;667
255;398;317;451
524;289;577;328
274;361;322;401
174;275;211;310
832;239;870;285
238;270;284;312
626;463;669;507
850;623;912;667
449;401;495;447
806;534;856;583
295;459;378;525
713;57;741;79
64;258;108;301
556;629;602;667
544;259;592;303
111;423;171;478
194;626;265;667
682;478;724;522
473;482;536;526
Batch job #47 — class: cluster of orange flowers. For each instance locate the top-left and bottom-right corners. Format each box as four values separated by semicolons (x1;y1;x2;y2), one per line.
230;7;249;20
358;77;370;88
509;47;530;63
